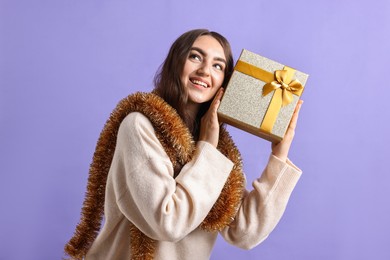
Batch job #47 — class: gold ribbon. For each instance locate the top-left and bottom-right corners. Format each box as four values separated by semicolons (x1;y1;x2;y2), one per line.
234;60;303;133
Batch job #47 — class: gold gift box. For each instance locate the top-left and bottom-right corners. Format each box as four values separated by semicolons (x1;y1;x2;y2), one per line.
217;49;309;142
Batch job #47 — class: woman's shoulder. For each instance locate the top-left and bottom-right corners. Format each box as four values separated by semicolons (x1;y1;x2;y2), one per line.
118;112;156;140
117;111;171;163
122;111;153;127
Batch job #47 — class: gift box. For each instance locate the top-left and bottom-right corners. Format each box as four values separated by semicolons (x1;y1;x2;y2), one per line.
217;49;309;142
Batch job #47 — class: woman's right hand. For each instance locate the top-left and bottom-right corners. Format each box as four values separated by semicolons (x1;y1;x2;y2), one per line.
198;88;224;147
271;100;303;162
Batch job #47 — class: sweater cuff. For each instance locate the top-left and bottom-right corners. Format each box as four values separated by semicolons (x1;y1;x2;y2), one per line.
196;141;234;174
270;154;302;175
174;141;234;198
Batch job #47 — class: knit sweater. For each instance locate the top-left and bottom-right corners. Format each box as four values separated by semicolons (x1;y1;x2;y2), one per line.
84;112;302;260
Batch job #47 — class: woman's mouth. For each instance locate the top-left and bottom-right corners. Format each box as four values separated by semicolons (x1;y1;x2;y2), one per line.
190;78;209;88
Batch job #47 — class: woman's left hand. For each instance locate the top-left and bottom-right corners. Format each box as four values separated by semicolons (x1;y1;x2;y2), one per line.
271;100;303;162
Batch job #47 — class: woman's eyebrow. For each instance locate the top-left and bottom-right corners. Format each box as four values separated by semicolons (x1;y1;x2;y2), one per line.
190;47;227;65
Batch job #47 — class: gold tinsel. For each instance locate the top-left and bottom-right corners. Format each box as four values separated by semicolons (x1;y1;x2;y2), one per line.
64;92;245;259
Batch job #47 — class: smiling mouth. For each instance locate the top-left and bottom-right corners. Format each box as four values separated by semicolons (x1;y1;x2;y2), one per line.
191;79;209;88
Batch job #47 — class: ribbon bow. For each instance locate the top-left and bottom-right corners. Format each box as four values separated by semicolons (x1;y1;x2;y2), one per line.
263;70;303;106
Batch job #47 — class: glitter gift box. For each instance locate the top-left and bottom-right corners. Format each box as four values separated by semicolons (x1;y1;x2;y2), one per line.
217;49;309;142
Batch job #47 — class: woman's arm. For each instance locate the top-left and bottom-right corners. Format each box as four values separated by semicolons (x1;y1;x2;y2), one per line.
220;155;301;249
220;100;304;249
109;112;233;242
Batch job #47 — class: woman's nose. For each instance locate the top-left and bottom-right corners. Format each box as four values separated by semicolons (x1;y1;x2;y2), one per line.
197;62;211;76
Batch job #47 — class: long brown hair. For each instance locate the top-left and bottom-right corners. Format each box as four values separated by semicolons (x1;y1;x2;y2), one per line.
154;29;234;137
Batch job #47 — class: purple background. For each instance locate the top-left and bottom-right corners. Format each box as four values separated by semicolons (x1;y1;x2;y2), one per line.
1;0;389;259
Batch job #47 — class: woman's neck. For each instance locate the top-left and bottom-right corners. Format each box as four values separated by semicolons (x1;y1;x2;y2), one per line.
185;102;201;121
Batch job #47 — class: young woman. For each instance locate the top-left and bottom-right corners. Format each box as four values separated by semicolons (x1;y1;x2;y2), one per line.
65;29;303;260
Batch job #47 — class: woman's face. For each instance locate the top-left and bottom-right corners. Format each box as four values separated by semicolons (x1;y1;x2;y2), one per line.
181;35;227;108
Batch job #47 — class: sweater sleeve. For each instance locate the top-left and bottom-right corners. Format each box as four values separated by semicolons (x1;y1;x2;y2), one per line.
109;112;234;242
220;154;302;249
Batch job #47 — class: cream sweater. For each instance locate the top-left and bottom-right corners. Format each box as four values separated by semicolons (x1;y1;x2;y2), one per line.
85;112;302;260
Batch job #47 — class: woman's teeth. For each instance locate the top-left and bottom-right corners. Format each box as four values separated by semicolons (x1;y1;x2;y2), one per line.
191;79;208;88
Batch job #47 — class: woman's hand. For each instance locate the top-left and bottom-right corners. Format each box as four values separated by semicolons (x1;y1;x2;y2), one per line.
271;100;304;162
199;88;224;147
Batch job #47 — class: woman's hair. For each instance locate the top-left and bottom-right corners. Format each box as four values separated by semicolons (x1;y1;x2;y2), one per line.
154;29;234;137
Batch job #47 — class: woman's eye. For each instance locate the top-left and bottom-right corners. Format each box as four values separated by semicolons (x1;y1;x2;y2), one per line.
189;54;201;61
214;64;224;71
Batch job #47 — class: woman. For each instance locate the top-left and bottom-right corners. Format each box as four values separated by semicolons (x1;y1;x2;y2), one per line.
65;29;303;260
